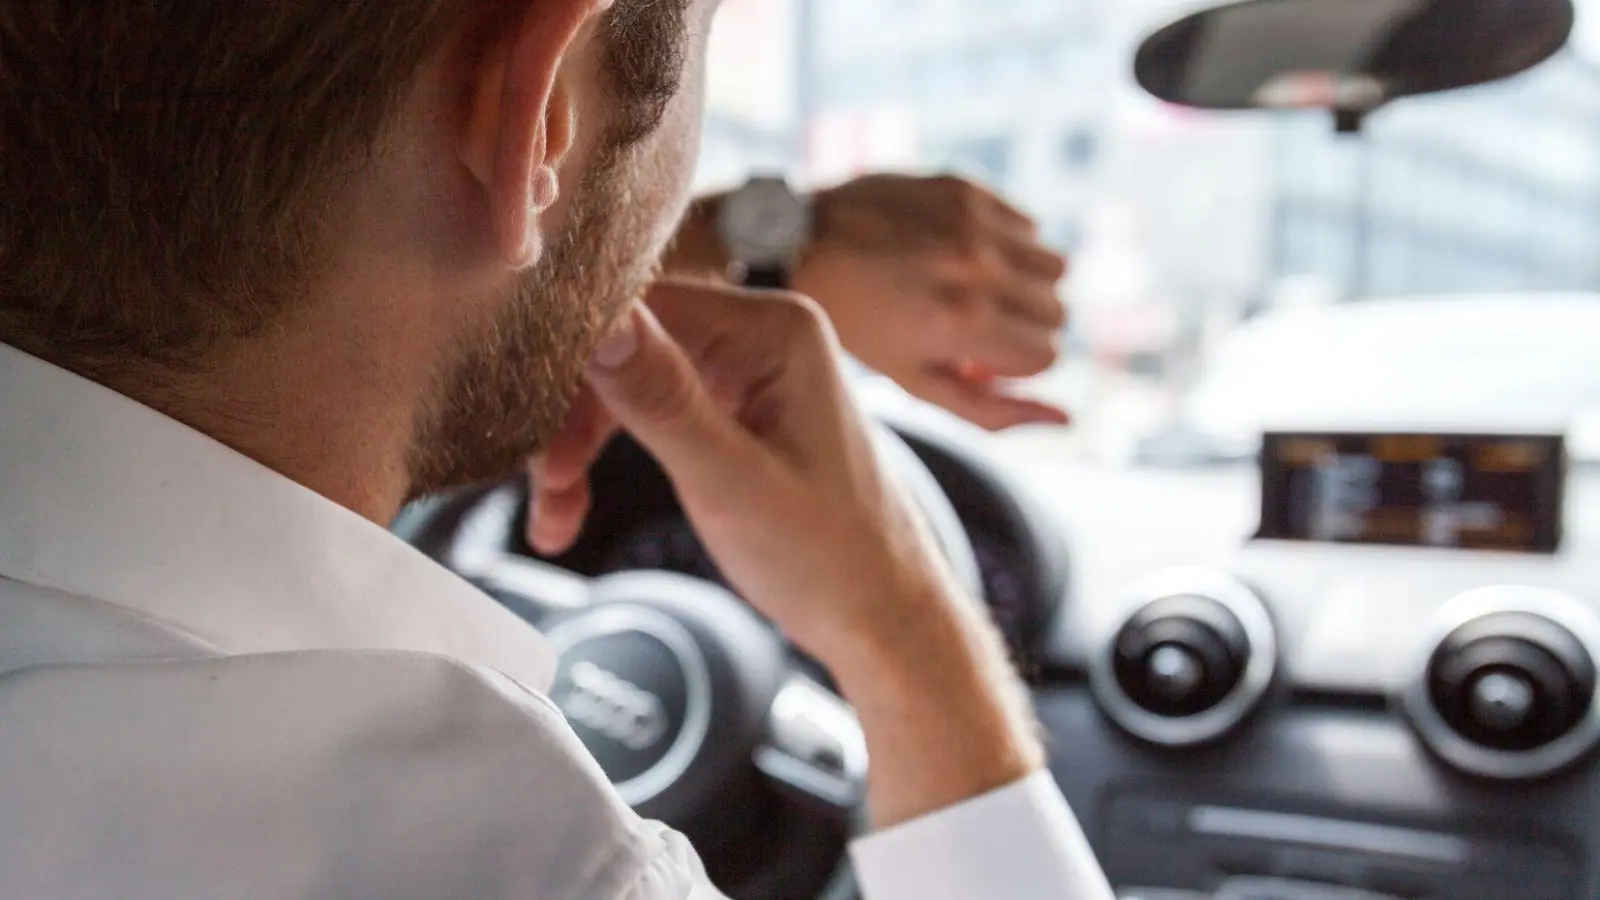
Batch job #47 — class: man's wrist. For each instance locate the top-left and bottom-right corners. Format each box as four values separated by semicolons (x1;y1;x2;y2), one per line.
665;188;828;290
815;578;1047;828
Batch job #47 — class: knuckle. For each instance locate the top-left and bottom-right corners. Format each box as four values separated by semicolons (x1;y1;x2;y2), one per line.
934;172;976;196
767;291;832;340
1025;339;1061;371
935;173;984;210
1043;296;1068;329
626;361;699;421
1045;251;1070;279
945;226;989;265
935;281;980;317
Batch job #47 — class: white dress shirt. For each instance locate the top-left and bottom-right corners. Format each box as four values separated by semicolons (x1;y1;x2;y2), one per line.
0;342;1113;899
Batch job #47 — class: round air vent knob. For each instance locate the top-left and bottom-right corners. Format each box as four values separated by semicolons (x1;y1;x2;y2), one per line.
1111;595;1251;717
1145;644;1206;705
1092;568;1277;747
1467;671;1537;733
1405;587;1600;780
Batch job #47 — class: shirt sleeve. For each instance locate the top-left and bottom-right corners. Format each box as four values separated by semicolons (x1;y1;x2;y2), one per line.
848;770;1116;900
615;821;731;900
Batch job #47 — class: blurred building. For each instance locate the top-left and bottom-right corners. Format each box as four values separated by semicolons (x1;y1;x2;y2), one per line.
796;0;1282;367
1272;52;1600;298
697;0;1600;336
804;0;1116;248
690;0;1600;463
696;0;804;189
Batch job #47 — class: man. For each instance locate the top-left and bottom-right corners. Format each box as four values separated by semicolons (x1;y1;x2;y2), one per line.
0;1;1111;898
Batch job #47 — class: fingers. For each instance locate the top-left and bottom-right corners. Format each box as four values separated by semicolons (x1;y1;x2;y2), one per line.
913;366;1071;432
981;191;1042;241
945;234;1068;370
929;173;1038;240
925;192;1069;334
525;385;615;555
797;172;1076;433
645;281;850;444
537;385;615;492
583;300;756;491
935;298;1058;379
533;282;850;552
997;237;1069;286
987;226;1068;330
526;469;592;555
973;395;1071;430
996;279;1067;332
641;279;773;356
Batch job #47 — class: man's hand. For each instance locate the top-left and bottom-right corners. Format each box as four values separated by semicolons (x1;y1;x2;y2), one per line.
800;174;1071;431
530;281;1044;826
668;172;1068;432
666;174;1071;432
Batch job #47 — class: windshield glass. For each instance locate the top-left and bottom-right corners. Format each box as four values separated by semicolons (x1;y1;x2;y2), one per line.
1185;299;1600;439
696;0;1600;467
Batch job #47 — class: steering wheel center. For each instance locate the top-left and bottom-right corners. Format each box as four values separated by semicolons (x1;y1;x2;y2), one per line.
542;572;789;826
547;607;715;805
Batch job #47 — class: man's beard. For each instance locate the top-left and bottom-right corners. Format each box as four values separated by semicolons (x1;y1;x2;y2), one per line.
400;0;688;496
405;142;657;499
403;0;688;500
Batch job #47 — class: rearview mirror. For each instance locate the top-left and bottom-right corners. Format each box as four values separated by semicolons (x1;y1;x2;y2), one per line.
1135;0;1575;131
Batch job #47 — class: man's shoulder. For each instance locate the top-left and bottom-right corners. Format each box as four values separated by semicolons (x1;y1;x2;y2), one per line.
0;647;564;739
0;651;696;900
0;577;214;670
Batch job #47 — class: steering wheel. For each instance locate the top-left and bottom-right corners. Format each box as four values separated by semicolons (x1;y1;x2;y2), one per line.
398;422;982;900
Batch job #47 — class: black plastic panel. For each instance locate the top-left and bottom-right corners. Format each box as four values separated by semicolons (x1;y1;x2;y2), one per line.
1035;686;1598;898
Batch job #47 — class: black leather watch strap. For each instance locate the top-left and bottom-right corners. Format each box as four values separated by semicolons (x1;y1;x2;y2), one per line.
742;263;790;290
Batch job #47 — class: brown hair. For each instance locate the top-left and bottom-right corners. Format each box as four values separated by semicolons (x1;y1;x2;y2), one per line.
0;2;458;377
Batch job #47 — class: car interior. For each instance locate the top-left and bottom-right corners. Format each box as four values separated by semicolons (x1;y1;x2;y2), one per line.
397;0;1600;897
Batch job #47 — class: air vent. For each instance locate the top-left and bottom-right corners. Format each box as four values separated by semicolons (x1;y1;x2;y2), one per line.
1404;586;1600;780
1090;568;1277;746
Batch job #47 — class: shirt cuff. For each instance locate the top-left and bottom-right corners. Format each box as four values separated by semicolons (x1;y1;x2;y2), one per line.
848;770;1116;900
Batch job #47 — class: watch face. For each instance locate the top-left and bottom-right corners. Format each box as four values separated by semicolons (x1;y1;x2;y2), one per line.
720;178;811;262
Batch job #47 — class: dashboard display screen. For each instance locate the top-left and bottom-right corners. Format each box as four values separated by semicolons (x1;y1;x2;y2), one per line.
1257;432;1565;553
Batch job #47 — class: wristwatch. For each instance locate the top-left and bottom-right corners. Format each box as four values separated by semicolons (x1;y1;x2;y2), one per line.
717;174;812;290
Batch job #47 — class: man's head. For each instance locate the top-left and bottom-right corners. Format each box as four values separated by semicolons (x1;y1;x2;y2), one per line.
0;0;715;512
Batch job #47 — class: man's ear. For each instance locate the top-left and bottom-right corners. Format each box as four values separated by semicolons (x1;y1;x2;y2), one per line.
462;0;610;268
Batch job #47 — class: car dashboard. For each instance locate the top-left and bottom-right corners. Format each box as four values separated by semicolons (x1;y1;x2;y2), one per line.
1020;455;1600;900
408;400;1600;900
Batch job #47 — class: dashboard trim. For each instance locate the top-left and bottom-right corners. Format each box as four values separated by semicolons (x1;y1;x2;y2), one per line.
1188;805;1471;863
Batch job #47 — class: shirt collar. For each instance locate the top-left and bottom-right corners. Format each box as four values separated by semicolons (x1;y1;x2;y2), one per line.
0;343;556;691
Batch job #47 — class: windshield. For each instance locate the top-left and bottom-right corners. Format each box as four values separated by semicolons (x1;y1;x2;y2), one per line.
697;0;1600;467
1182;299;1600;444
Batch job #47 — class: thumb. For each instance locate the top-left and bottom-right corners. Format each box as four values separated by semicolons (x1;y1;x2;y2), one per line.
584;303;754;486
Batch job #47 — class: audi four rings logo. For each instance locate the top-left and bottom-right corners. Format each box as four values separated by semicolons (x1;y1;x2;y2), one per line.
559;661;670;751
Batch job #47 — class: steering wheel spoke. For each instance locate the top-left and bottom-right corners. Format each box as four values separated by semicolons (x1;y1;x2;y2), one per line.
756;674;869;815
470;553;592;627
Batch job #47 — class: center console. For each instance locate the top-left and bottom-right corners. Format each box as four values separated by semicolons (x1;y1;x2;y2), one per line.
1038;678;1594;899
1061;571;1600;899
1034;431;1600;899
